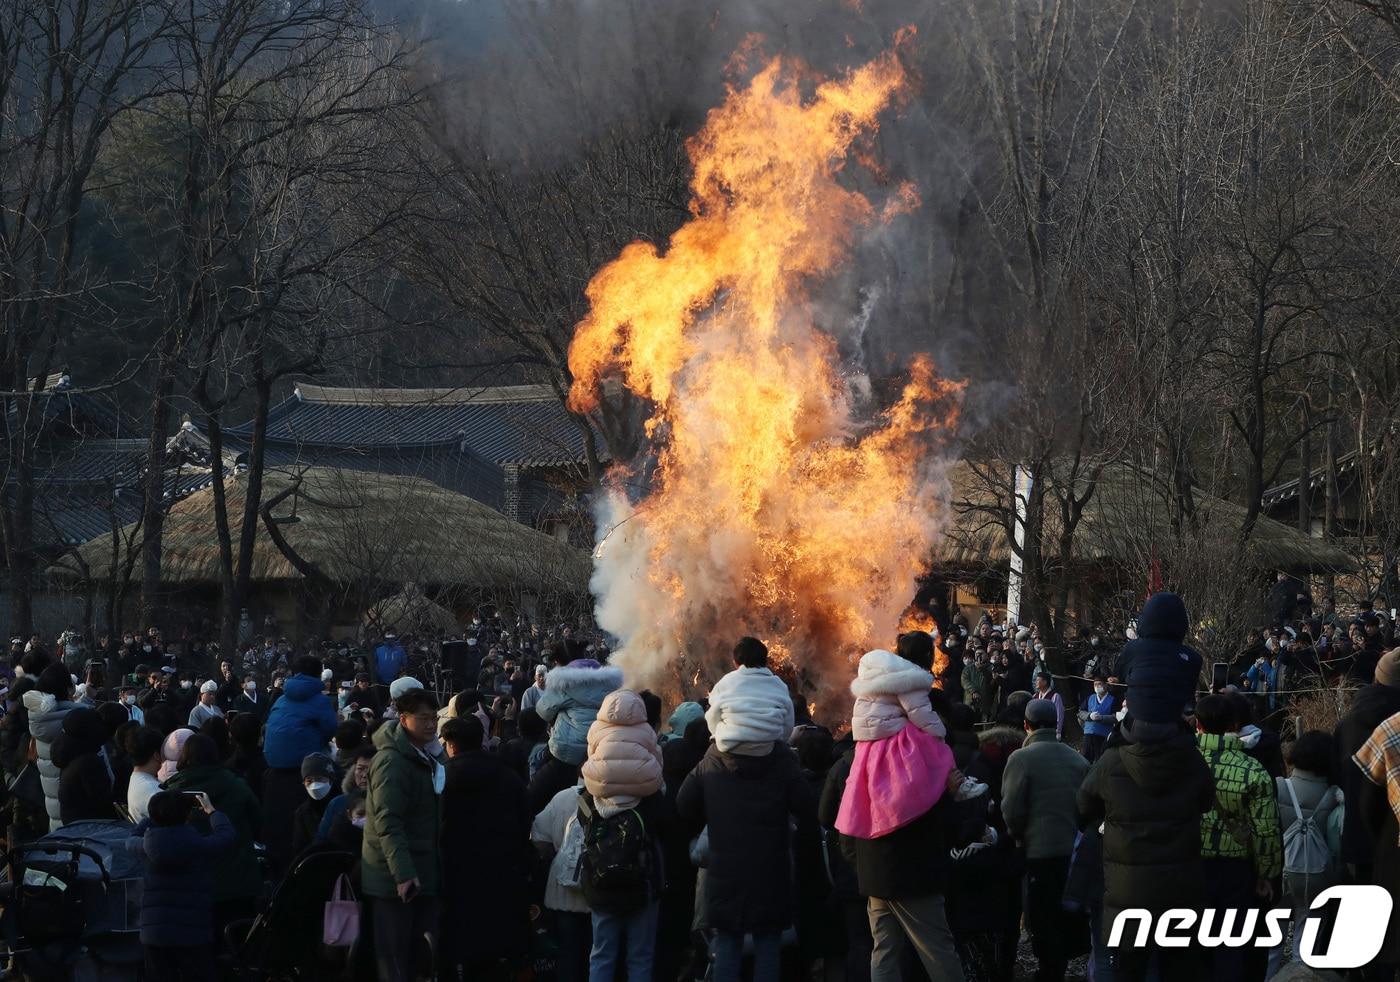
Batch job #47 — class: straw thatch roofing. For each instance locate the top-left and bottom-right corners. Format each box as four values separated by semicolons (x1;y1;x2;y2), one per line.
53;466;593;592
937;460;1356;573
365;586;461;634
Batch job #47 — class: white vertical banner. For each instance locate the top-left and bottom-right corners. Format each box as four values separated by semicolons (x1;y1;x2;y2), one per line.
1006;464;1032;628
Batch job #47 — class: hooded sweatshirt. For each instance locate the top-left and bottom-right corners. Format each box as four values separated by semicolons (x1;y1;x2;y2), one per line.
705;666;795;756
582;690;663;817
1114;592;1203;725
536;660;624;766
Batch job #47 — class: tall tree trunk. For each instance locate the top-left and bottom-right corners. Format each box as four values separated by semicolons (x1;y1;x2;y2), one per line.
234;373;273;614
205;411;239;657
1298;401;1312;535
138;354;178;627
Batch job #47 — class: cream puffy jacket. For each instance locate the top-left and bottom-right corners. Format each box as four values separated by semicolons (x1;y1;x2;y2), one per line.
582;690;663;817
704;666;795;754
849;649;947;743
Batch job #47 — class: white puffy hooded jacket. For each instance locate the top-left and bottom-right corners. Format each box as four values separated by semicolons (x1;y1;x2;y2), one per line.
704;666;794;755
849;648;946;743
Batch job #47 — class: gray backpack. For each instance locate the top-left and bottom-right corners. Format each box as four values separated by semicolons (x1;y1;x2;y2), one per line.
1281;778;1337;898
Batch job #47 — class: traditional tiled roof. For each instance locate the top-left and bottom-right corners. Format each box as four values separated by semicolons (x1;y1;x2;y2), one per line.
220;383;591;467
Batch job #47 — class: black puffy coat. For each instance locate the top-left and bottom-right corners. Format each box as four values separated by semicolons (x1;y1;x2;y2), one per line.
1076;729;1213;925
818;748;979;902
439;751;533;964
127;811;237;945
0;695;30;779
676;742;813;933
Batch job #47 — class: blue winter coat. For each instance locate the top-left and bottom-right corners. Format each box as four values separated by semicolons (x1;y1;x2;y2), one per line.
374;642;406;683
1115;592;1202;724
127;811;236;945
534;661;624;766
262;674;338;769
1245;660;1279;711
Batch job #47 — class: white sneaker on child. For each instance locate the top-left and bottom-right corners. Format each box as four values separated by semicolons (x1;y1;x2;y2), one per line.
953;777;988;801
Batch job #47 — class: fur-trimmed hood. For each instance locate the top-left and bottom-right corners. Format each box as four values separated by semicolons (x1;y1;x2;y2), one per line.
536;661;625;766
850;649;934;698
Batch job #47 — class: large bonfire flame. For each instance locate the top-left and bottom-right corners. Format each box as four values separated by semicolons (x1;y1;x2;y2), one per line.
568;35;962;706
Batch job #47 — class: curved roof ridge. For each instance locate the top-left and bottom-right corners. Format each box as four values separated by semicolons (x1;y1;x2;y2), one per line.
294;383;560;406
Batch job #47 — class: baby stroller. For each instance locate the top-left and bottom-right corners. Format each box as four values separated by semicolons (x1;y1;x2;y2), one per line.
224;848;359;981
0;819;146;982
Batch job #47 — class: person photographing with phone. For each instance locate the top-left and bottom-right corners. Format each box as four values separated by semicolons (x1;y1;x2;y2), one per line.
126;789;236;982
362;686;445;982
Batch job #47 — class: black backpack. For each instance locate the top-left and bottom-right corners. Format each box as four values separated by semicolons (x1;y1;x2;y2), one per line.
577;791;653;914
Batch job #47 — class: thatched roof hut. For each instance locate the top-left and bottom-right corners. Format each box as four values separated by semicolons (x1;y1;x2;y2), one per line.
937;460;1355;573
54;466;593;593
365;586;462;634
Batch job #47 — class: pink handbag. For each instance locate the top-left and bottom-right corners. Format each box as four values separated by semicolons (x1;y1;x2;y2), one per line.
323;874;361;947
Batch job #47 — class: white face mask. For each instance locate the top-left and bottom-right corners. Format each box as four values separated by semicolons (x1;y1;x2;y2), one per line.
1094;686;1107;697
143;645;152;652
1115;707;1128;722
124;694;136;706
350;815;366;829
245;683;256;693
180;680;192;690
306;780;332;800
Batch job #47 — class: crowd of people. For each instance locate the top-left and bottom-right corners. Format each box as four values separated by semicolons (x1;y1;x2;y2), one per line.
0;589;1398;982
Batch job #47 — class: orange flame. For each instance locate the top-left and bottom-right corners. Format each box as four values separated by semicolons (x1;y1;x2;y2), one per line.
897;605;948;688
568;38;962;708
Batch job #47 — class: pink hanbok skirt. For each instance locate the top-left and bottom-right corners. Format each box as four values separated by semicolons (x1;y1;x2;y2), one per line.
835;724;955;840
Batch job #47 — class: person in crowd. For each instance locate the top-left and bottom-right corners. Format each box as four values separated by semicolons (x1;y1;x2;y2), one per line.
680;675;809;982
333;718;367;769
215;661;241;712
157;728;192;782
838;645;983;845
126;725;164;823
100;705;135;804
1001;699;1090;982
26;662;81;830
225;713;266;795
573;688;665;981
521;665;547;716
499;707;547;783
161;733;263;937
0;675;34;781
662;700;704;745
261;654;338;873
373;632;406;683
291;752;341;859
1079;675;1115;762
438;714;532;981
127;790;236;982
530;640;624;814
362;686;444;982
188;680;224;729
1113;592;1202;743
317;744;372;843
1031;673;1065;741
1227;691;1285;780
704;636;795;756
657;715;711;982
53;706;118;825
1335;647;1400;878
1194;694;1283;982
231;674;266;721
118;681;146;724
820;724;977;982
1077;705;1213;982
532;776;593;982
1271;730;1341;973
961;651;992;722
